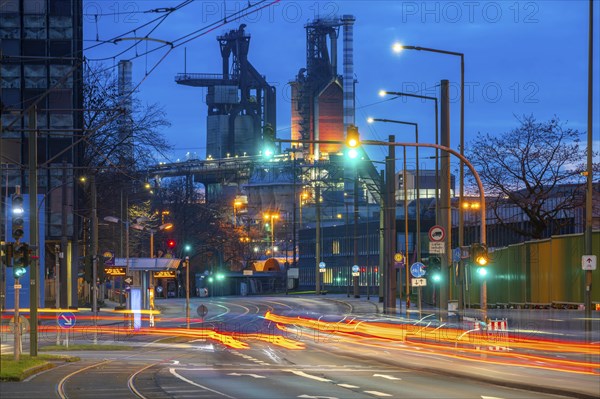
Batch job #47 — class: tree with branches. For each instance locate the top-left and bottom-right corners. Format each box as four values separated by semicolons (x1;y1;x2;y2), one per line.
466;115;599;240
81;62;172;222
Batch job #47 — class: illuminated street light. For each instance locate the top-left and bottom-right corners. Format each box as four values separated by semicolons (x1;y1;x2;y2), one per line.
263;213;280;257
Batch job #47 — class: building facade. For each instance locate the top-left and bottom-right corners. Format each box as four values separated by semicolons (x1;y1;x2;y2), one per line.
1;0;83;308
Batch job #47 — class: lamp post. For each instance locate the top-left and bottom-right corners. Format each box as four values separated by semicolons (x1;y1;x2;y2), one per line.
263;213;279;257
185;256;190;329
379;90;439;223
368;118;421;266
392;43;465;306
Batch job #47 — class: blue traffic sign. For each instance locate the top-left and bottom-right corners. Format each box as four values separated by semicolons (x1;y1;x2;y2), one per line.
57;312;76;329
352;265;359;273
453;247;462;262
410;262;426;278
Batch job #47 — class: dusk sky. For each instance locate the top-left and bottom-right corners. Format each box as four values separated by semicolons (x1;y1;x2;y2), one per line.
83;0;599;172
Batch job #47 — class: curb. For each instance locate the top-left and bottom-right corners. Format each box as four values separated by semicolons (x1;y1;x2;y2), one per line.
0;361;54;382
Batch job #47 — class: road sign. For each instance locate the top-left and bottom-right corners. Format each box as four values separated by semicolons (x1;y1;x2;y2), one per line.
394;253;404;263
352;265;359;273
582;255;597;271
13;284;22;289
453;247;462;262
429;242;445;254
352;271;360;277
103;250;115;266
428;225;446;242
319;261;326;269
410;262;426;278
124;276;134;285
57;312;76;329
197;304;208;318
411;278;427;287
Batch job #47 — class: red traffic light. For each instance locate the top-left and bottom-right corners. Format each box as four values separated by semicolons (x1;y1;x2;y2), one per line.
167;239;176;249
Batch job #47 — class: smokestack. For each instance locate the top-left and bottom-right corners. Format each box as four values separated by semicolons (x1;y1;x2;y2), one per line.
118;60;133;165
342;15;356;131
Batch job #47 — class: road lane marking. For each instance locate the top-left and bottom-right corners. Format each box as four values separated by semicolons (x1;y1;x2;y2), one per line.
284;369;332;382
372;374;401;380
169;368;235;398
337;383;359;388
364;391;392;397
227;372;266;379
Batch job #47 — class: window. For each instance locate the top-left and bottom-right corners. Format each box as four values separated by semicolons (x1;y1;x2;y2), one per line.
1;64;20;89
24;15;46;39
50;65;73;88
24;0;46;13
332;239;340;255
24;64;47;88
49;16;72;39
0;13;20;39
50;40;71;57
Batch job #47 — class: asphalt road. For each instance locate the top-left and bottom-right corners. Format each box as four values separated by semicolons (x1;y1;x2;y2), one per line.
1;295;598;399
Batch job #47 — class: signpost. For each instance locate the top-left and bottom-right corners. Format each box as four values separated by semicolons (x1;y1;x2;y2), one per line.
352;265;360;277
410;262;427;317
319;261;326;273
582;255;597;271
57;312;76;348
428;225;446;242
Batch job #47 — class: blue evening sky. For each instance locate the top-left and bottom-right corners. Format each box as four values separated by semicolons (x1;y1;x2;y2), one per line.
83;0;599;171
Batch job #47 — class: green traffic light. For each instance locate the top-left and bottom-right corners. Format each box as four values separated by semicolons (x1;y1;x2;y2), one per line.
208;277;214;283
347;148;358;159
477;267;488;277
431;273;441;283
216;273;225;280
184;244;191;252
13;267;26;278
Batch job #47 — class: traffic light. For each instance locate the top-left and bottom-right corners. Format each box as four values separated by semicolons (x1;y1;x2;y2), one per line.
470;243;489;266
262;124;276;158
83;254;93;283
345;125;360;159
167;239;176;250
11;193;25;241
12;243;29;278
428;256;442;283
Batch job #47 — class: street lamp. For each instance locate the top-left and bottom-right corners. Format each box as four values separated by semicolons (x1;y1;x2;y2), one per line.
392;43;466;309
368;117;421;265
378;90;439;223
263;213;279;257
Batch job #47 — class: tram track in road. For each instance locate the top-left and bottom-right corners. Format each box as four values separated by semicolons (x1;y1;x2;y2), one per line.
55;338;210;399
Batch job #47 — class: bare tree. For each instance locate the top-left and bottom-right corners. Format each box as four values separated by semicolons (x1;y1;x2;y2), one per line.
82;62;172;172
81;62;173;220
466;115;599;240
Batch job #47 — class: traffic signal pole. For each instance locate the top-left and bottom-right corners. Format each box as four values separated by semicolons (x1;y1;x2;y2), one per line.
28;108;39;356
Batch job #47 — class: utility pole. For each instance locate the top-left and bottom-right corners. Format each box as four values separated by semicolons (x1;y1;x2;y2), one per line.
186;256;190;328
91;174;98;344
439;80;452;321
55;244;60;345
29;108;38;356
61;161;68;308
378;171;385;303
315;185;321;295
584;0;594;336
384;135;396;312
353;170;359;298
